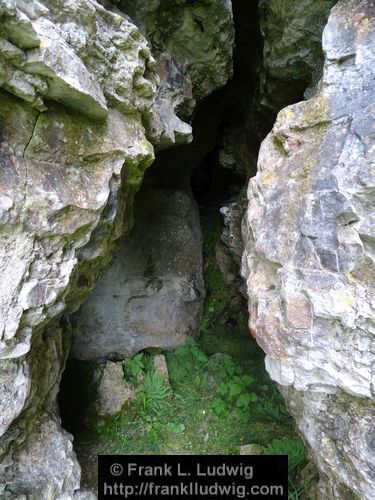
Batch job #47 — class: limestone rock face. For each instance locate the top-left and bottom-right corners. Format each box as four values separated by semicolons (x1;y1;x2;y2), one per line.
118;0;234;101
0;93;153;497
242;1;375;497
72;187;204;361
0;0;157;118
8;417;81;500
0;1;156;497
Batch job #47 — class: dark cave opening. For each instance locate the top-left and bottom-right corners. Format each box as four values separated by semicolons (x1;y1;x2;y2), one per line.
190;148;244;208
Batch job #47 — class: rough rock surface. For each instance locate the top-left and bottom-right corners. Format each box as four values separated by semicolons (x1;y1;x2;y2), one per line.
0;1;153;498
242;1;375;497
92;361;134;419
72;187;204;360
221;199;246;267
124;0;234;150
9;417;81;499
258;0;336;114
0;96;153;498
117;0;234;101
0;0;158;118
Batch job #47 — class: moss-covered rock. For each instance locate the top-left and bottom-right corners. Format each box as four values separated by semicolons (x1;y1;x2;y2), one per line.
258;0;336;113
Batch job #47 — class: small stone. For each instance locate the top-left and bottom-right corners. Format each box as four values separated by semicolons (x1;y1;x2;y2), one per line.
95;361;134;418
153;354;169;384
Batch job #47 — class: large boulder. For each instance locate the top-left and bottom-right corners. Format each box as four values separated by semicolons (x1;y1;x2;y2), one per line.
242;1;375;497
72;187;204;360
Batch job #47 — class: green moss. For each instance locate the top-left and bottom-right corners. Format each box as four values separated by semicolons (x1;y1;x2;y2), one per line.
273;133;289;155
293;96;330;131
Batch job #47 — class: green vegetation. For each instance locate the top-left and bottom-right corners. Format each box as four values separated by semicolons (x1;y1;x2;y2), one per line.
263;437;307;475
123;353;145;380
73;212;309;498
76;340;308;497
90;339;298;453
139;371;172;413
211;356;258;421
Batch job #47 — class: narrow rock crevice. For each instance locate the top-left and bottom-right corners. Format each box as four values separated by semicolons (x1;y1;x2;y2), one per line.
57;0;333;494
54;0;348;496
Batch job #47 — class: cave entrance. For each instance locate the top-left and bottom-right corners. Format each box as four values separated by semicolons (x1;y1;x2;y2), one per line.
57;0;329;493
59;0;267;487
59;0;268;489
